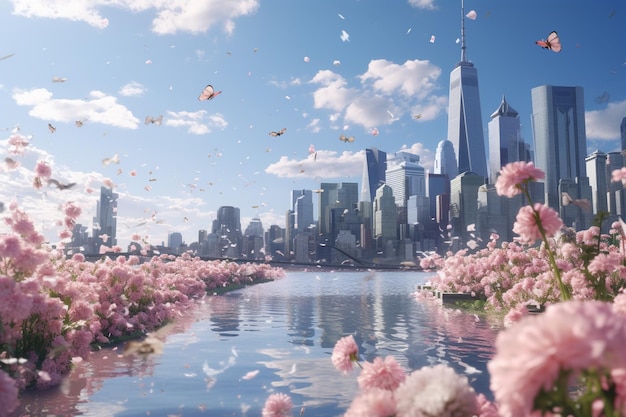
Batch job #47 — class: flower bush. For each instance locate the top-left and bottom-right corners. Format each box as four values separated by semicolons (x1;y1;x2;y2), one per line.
0;199;284;414
264;161;626;417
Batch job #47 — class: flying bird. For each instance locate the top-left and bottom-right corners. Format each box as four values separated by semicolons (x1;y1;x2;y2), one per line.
52;77;67;83
48;179;76;190
102;154;120;166
198;85;222;101
48;123;56;133
536;31;561;52
0;53;15;61
339;134;355;143
75;120;85;127
145;115;163;125
269;128;287;137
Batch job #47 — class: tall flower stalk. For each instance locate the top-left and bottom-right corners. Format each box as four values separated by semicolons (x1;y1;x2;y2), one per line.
496;161;572;301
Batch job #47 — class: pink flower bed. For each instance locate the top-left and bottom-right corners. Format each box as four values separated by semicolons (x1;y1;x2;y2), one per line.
0;201;284;414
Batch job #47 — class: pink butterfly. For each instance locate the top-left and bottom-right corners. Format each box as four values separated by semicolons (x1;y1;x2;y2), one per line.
198;85;222;101
536;31;561;52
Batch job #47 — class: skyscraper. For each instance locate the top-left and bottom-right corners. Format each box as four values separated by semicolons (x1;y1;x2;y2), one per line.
433;140;458;178
93;186;118;251
318;182;358;237
361;148;387;202
488;96;529;184
385;151;426;208
621;117;626;158
291;189;314;231
531;85;591;223
585;151;608;215
446;0;487;179
212;206;243;257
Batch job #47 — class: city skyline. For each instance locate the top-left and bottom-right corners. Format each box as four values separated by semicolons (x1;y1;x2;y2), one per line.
1;1;625;248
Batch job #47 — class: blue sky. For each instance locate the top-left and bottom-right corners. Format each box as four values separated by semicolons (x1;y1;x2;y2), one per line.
1;0;625;248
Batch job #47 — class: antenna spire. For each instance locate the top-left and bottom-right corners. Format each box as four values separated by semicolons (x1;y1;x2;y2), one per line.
460;0;467;63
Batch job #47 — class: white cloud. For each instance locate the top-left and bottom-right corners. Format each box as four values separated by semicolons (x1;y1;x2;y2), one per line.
310;70;357;113
165;110;228;135
585;99;626;140
10;0;110;28
0;135;215;247
119;81;147;97
9;0;260;35
265;150;364;179
12;88;140;129
407;0;436;10
309;59;446;131
360;59;441;99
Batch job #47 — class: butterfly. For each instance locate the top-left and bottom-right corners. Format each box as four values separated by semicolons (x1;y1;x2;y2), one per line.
48;123;56;133
269;128;287;137
198;85;222;101
536;31;561;52
339;134;355;143
48;178;76;190
145;115;163;125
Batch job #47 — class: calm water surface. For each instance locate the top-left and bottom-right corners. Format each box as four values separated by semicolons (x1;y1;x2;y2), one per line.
15;270;501;417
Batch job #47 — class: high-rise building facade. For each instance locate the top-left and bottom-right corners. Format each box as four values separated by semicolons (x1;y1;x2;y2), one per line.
621;117;626;154
373;184;397;245
488;96;529;184
291;189;314;231
212;206;243;257
433;140;458;179
361;148;387;202
318;182;358;237
385;151;426;208
93;186;118;251
446;1;487;179
585;151;608;215
531;85;591;228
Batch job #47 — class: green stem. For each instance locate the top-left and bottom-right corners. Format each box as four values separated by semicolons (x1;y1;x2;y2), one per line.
523;186;572;301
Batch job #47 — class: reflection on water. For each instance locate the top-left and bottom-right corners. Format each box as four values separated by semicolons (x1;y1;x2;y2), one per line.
14;271;501;417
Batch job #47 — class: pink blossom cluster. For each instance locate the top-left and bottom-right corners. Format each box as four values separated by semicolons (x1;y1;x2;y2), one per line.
1;201;285;409
323;335;489;417
489;300;626;417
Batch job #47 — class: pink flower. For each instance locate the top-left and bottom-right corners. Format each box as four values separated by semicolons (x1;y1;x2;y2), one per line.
345;388;396;417
612;167;626;186
34;160;52;179
395;364;477;417
357;356;406;391
488;300;626;417
496;161;545;198
0;369;19;417
262;393;293;417
513;203;563;243
476;393;499;417
331;335;359;374
102;178;114;189
587;253;620;276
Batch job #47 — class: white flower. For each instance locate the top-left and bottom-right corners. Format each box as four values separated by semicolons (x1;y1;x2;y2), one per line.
395;364;477;417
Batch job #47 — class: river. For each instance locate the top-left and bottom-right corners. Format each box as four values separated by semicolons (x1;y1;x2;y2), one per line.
13;270;501;417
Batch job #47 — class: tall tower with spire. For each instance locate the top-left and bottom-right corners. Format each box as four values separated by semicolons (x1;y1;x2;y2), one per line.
488;96;530;184
446;0;487;180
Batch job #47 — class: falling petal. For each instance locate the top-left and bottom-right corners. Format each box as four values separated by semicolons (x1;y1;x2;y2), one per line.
241;370;260;380
430;35;436;43
303;56;310;63
466;10;477;20
333;60;341;66
340;30;350;42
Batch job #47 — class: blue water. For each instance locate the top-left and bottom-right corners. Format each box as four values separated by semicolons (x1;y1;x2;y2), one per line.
14;270;500;417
